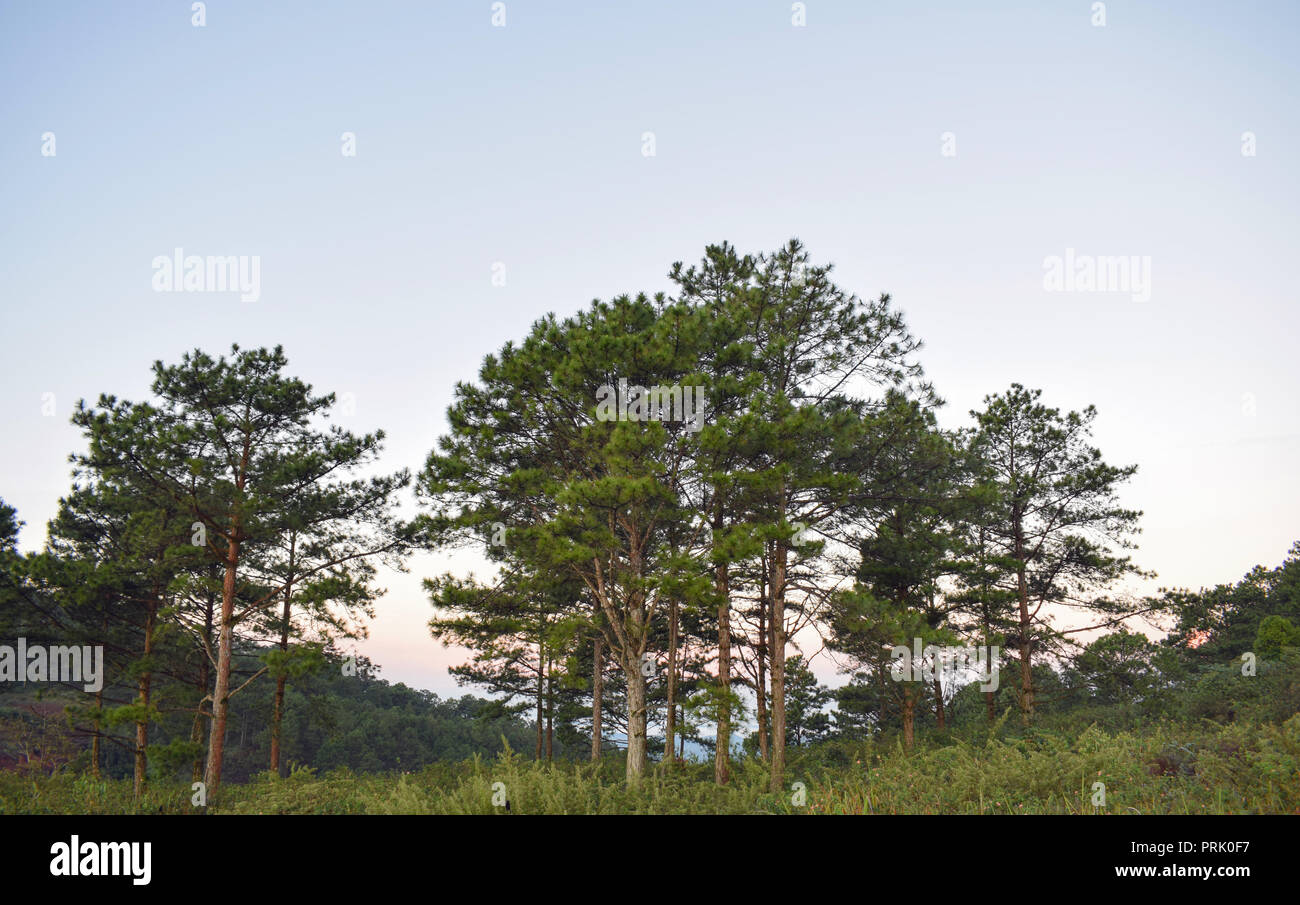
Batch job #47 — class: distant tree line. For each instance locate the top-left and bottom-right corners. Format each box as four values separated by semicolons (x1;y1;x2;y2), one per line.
0;638;541;781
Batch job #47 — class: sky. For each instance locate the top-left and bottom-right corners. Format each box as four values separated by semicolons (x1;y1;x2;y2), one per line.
2;0;1297;696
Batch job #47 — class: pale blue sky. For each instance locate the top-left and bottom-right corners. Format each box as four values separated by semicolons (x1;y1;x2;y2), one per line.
2;1;1297;694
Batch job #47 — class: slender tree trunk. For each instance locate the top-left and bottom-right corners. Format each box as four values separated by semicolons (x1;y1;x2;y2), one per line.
902;684;916;753
133;594;157;799
664;597;678;762
590;636;603;761
933;678;945;730
271;534;296;776
980;570;997;724
90;686;103;779
769;539;788;794
190;682;207;783
714;554;731;784
205;444;247;797
192;590;214;784
269;673;289;775
545;656;554;763
1014;519;1034;724
205;555;235;794
757;580;769;762
535;645;544;761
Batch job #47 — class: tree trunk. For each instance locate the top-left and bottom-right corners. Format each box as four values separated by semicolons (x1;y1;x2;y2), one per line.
624;656;648;781
535;644;544;761
270;674;288;775
1014;521;1034;724
271;534;295;776
1013;579;1034;722
714;554;731;784
204;530;240;795
757;580;769;762
902;684;916;753
933;678;945;730
545;656;554;763
978;527;998;725
769;539;788;794
664;597;678;762
590;636;603;761
90;686;103;779
133;594;156;799
204;438;248;798
190;690;207;784
192;590;214;784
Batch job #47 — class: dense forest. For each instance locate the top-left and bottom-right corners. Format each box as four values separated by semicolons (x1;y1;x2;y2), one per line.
2;240;1297;814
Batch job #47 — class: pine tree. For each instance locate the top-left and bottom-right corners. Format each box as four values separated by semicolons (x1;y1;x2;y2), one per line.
71;345;411;794
969;384;1146;723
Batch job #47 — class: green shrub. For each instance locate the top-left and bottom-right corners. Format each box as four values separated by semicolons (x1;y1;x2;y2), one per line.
3;717;1296;815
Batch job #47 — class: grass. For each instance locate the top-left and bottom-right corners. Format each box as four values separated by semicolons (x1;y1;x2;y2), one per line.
3;714;1297;815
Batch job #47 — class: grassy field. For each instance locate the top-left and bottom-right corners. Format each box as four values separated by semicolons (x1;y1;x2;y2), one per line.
3;714;1297;815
